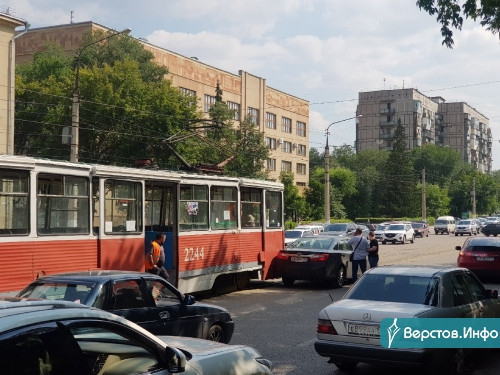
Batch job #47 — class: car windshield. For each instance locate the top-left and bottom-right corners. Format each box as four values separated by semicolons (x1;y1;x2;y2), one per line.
375;225;387;230
411;223;424;228
17;281;95;304
387;224;404;231
435;220;446;224
324;224;347;232
346;274;438;306
459;220;471;225
287;237;336;250
285;231;303;238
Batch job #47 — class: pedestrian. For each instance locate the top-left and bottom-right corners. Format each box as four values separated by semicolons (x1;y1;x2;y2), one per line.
367;231;379;268
348;227;369;282
145;232;170;281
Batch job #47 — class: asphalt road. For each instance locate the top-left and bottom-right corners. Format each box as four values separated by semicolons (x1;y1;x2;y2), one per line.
203;231;500;375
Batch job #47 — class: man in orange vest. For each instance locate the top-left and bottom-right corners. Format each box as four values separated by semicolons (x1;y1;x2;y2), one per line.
145;232;170;281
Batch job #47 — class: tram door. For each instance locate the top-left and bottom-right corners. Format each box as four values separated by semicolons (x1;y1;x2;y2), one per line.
145;182;177;281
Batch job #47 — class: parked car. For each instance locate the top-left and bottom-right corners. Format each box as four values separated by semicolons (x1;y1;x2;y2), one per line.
485;216;499;225
323;222;357;236
314;265;500;373
0;298;272;375
411;221;429;237
455;219;479;236
285;228;314;245
481;223;500;237
434;216;456;235
275;235;351;288
295;224;323;235
374;223;389;241
456;237;500;280
381;222;415;244
17;270;234;343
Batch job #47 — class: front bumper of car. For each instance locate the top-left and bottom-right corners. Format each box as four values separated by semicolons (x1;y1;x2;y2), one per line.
382;233;404;242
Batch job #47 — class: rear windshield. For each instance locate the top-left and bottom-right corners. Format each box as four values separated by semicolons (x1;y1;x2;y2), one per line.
346;274;438;306
324;224;347;231
285;231;302;238
464;241;500;252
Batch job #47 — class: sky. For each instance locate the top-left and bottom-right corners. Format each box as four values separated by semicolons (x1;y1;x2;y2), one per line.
4;0;500;169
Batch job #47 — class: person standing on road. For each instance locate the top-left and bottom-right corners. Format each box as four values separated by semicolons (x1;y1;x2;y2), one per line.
367;231;379;268
145;232;170;281
348;228;369;282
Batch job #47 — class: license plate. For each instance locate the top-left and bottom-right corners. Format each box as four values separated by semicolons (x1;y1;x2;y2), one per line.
347;323;380;337
477;257;494;261
291;256;307;262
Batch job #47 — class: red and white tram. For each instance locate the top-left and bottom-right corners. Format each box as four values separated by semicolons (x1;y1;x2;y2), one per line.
0;155;284;293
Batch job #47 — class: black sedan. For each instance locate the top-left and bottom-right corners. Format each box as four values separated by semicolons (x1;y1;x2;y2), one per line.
274;235;351;288
481;223;500;236
17;270;234;343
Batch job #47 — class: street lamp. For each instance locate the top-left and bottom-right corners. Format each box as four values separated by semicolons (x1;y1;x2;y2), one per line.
71;28;131;162
324;115;361;223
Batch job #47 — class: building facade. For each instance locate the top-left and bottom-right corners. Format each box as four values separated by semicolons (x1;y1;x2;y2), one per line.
356;89;491;172
15;21;310;187
0;13;27;155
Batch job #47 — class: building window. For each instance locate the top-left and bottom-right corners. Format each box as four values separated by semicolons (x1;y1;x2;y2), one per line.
296;182;306;187
281;117;292;133
0;170;29;235
296;163;306;175
227;101;240;120
38;174;90;235
266;159;276;171
297;144;306;155
282;141;292;153
248;107;259;125
179;87;196;97
204;94;216;112
296;121;306;137
179;185;209;231
266;112;276;129
265;137;277;150
281;161;292;172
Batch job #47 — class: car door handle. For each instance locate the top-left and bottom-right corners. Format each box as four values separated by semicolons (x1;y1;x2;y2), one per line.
159;311;170;319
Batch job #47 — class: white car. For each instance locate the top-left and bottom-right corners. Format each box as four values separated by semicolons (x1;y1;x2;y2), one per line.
285;228;313;245
374;223;389;241
381;222;415;244
314;265;500;373
455;219;478;236
0;298;272;375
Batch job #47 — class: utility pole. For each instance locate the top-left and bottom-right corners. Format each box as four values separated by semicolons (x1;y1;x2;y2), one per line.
422;168;426;221
472;176;476;218
71;28;131;162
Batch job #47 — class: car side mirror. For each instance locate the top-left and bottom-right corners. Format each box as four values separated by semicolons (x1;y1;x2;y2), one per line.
485;289;498;299
455;246;462;251
184;294;196;305
161;346;186;373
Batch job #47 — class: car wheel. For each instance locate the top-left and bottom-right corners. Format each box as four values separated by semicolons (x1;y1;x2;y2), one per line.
495;234;498;237
282;276;295;287
401;235;406;244
332;265;346;289
235;272;250;290
486;233;491;237
382;240;386;245
455;233;458;236
207;324;226;343
410;235;414;243
435;231;438;235
334;361;358;371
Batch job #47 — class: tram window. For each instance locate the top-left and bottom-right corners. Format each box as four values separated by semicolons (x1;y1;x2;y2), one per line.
211;186;237;230
0;170;29;235
37;174;89;235
265;191;282;228
179;185;208;231
104;180;142;233
241;187;261;228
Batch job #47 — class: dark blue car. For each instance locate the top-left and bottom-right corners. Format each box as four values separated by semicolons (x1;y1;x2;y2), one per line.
17;270;234;343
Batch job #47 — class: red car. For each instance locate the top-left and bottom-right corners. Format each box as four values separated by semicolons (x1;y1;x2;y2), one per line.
411;221;429;237
456;237;500;279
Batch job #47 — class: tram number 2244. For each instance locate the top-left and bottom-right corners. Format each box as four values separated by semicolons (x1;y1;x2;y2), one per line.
184;247;205;262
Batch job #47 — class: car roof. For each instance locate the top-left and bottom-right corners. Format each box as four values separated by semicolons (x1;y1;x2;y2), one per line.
30;270;163;284
364;265;463;277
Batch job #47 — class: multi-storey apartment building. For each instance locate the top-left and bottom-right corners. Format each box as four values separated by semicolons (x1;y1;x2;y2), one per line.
14;21;310;187
356;89;491;172
0;13;27;155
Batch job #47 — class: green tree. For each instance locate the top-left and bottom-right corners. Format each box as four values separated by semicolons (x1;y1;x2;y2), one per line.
309;147;324;171
304;167;326;220
412;144;461;186
380;118;419;217
421;183;451;218
416;0;500;47
280;171;306;221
